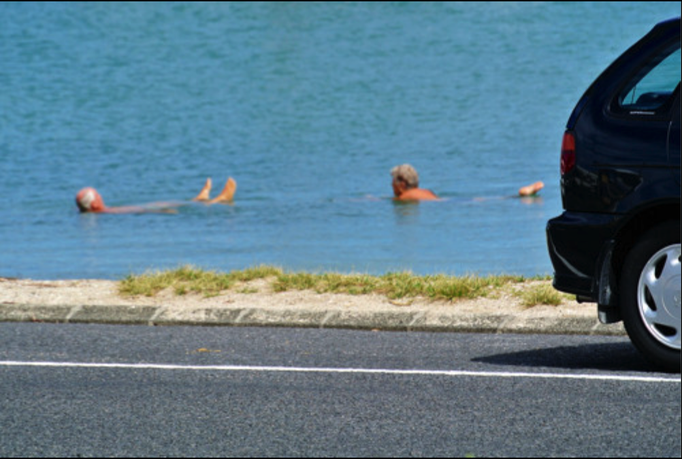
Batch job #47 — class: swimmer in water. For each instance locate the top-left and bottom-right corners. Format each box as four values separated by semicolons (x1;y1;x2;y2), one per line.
390;164;439;201
75;177;236;214
390;164;544;201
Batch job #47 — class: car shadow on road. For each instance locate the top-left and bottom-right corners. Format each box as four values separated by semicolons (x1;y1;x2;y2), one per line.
472;341;666;373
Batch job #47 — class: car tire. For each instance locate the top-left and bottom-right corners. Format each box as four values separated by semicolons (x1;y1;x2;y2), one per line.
620;221;680;372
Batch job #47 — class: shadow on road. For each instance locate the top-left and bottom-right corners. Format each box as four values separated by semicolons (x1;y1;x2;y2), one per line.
472;341;668;374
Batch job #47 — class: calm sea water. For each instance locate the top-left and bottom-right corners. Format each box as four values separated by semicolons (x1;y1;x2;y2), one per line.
1;2;679;280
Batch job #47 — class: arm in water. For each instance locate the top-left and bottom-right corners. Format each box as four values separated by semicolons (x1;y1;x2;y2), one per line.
517;181;544;197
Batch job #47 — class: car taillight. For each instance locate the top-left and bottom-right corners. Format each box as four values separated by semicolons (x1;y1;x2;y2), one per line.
560;131;576;175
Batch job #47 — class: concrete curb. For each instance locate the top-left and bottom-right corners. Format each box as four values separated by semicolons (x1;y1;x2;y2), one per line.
0;303;627;336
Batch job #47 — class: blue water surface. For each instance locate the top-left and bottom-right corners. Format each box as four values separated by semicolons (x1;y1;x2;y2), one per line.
1;2;679;280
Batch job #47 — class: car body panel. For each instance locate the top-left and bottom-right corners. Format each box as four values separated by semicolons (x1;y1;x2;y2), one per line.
669;101;681;186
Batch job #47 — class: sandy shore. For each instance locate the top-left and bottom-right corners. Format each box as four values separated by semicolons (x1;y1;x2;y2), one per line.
0;277;579;314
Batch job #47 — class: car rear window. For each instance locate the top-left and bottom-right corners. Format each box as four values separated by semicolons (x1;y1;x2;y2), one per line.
614;41;680;115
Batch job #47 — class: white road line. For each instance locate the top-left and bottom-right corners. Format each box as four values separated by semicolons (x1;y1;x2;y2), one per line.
0;360;679;383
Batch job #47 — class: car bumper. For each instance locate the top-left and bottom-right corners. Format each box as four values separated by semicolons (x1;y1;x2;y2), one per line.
546;211;621;300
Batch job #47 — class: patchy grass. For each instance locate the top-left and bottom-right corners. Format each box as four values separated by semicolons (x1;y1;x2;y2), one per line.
513;283;569;308
119;265;282;298
118;265;562;306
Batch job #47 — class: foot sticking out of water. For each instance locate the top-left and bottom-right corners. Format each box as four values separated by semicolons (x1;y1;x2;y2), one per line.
193;178;212;201
209;177;237;203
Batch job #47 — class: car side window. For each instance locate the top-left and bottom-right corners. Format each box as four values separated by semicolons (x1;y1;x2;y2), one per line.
614;42;681;114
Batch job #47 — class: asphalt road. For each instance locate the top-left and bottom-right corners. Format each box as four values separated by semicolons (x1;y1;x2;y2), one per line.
1;322;679;457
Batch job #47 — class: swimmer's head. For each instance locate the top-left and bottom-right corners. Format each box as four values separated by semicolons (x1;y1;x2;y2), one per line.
76;187;105;212
390;164;420;189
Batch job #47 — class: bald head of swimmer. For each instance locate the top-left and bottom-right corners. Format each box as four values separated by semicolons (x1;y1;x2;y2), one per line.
76;187;105;213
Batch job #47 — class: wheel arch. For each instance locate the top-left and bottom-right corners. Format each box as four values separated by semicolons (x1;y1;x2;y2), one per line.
611;201;680;273
596;201;679;322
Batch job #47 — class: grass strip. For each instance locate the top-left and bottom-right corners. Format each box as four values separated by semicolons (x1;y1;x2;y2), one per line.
119;265;282;298
119;265;559;305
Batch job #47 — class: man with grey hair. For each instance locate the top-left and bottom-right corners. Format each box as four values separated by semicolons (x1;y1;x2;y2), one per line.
389;164;544;201
390;164;439;201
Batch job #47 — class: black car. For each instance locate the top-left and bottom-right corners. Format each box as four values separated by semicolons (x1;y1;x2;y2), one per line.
546;17;680;372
